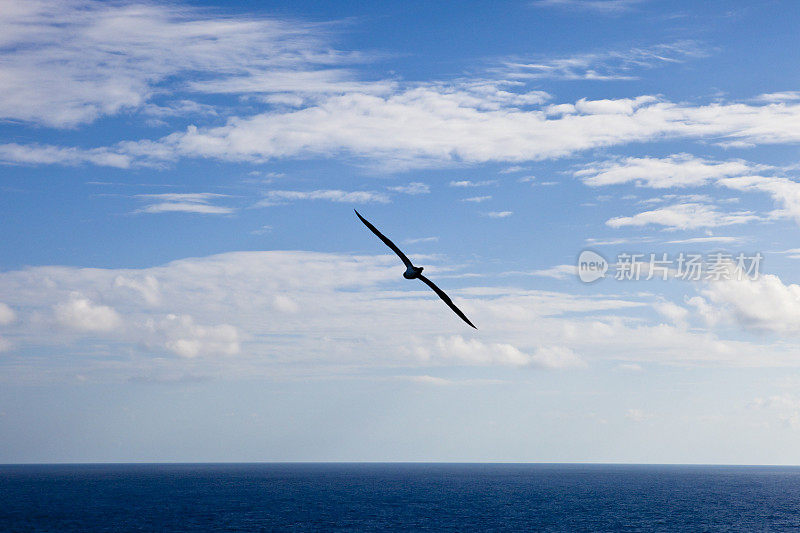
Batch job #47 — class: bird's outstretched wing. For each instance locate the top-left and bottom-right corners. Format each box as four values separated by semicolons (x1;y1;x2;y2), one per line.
418;274;477;329
354;209;413;268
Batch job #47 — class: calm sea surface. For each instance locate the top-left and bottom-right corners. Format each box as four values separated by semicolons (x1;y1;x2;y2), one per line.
2;463;800;531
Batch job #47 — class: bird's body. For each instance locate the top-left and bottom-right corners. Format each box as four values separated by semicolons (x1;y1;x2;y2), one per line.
403;265;424;279
354;209;476;329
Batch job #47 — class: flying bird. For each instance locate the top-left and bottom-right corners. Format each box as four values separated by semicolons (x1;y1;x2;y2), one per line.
354;209;476;329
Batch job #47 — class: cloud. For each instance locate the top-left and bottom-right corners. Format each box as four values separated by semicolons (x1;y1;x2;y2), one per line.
5;250;800;382
0;0;366;127
754;92;800;103
432;336;585;368
752;394;800;429
0;143;132;168
461;196;492;203
532;0;646;13
663;236;742;244
577;154;761;188
449;180;497;187
654;300;689;328
54;294;121;332
388;182;430;195
690;271;800;335
147;314;239;358
135;193;235;215
502;40;706;81
8;93;800;170
0;303;17;325
719;176;800;222
523;265;577;280
256;189;390;206
606;203;759;230
486;211;513;218
403;237;439;245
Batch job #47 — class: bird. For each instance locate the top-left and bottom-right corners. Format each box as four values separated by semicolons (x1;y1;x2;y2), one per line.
354;209;477;329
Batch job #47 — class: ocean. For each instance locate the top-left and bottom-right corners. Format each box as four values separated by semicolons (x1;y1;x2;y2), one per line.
2;463;800;531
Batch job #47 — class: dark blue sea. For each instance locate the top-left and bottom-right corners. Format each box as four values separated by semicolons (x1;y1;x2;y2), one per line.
2;463;800;531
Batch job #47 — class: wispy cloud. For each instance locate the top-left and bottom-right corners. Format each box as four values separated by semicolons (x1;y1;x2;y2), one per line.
388;182;430;195
461;196;492;203
532;0;646;13
403;236;439;245
450;180;497;187
501;41;707;81
486;211;513;218
256;189;390;206
0;0;375;128
607;203;758;230
135;193;235;215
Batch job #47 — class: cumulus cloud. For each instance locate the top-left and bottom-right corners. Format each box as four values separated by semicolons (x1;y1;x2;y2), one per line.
147;314;239;358
3;251;800;382
690;271;800;335
54;294;121;332
607;203;759;230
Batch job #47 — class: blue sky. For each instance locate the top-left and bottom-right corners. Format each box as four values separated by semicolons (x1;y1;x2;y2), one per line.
3;0;800;463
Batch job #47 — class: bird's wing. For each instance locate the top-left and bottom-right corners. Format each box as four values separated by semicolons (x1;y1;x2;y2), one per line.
418;274;477;329
354;210;413;268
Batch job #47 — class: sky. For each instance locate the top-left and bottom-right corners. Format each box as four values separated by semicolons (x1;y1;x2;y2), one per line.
3;0;800;463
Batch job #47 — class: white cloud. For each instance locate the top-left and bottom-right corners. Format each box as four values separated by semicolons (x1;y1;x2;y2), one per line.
0;143;133;168
147;314;239;358
388;182;430;195
606;203;758;230
0;303;16;325
461;196;492;203
4;250;800;381
486;211;513;218
664;236;742;244
577;154;760;188
523;265;577;280
114;275;161;306
654;301;689;328
54;294;121;332
257;189;389;206
432;336;585;369
691;271;800;335
403;236;439;245
719;175;800;222
751;394;800;429
449;180;497;187
0;0;365;127
135;193;235;215
502;40;706;81
754;92;800;103
532;0;646;13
